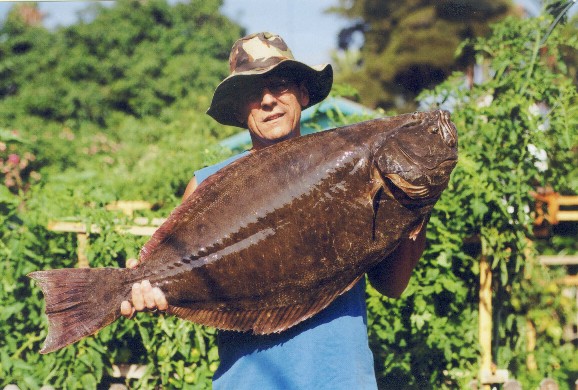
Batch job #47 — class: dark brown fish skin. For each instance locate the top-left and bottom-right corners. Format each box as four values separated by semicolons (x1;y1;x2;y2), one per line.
134;109;457;313
29;110;458;353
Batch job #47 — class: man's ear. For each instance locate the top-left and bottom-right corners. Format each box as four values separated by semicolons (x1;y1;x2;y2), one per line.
298;82;310;107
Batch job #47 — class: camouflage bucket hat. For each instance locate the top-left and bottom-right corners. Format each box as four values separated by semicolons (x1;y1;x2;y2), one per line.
207;32;333;128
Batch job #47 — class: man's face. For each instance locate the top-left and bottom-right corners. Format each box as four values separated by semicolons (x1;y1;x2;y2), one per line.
236;75;310;148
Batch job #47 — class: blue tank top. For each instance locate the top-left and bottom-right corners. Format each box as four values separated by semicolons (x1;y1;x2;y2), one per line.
194;152;377;390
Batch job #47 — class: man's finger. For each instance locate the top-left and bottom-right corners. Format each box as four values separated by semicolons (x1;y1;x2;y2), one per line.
132;283;145;311
153;287;168;311
141;280;156;310
126;258;139;269
120;300;134;318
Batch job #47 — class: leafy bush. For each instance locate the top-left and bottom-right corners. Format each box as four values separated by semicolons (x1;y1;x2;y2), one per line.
364;13;578;389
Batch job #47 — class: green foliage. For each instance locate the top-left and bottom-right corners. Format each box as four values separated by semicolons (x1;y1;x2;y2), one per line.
330;0;513;111
0;0;239;126
0;0;243;388
0;188;221;388
365;13;577;389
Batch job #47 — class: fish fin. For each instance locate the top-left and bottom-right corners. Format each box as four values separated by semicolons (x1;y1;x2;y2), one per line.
370;164;386;206
408;216;428;240
370;164;386;240
28;268;127;354
168;276;364;335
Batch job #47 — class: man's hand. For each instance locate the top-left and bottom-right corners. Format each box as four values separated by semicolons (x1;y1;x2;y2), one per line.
120;259;168;318
121;176;197;319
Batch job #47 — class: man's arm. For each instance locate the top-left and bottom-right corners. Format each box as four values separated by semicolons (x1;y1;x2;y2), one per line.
182;176;198;202
120;177;198;318
366;224;427;298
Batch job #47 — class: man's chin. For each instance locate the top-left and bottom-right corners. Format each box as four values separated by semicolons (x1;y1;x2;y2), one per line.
250;124;300;148
260;128;293;142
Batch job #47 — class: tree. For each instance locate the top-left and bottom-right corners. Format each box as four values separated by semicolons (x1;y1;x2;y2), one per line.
560;13;578;85
0;0;242;127
330;0;514;111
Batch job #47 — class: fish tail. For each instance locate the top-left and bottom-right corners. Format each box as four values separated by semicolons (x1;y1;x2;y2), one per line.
28;267;129;354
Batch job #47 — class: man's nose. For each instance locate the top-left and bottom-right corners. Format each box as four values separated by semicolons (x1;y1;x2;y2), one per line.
260;87;277;106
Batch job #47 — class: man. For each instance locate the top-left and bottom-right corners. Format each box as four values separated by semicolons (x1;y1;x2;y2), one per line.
121;32;426;389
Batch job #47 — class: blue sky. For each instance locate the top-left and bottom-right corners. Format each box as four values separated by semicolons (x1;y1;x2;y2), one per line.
0;0;573;65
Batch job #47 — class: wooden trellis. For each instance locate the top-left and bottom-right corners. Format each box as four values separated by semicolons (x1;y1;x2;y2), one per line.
476;190;578;388
532;190;578;226
47;201;165;267
45;201;163;385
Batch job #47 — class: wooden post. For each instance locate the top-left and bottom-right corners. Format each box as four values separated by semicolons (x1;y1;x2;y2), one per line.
526;319;537;371
540;378;559;390
105;200;152;217
77;232;89;268
479;255;492;389
503;379;522;390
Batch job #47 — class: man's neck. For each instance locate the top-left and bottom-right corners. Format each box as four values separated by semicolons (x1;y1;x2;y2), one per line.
250;128;301;151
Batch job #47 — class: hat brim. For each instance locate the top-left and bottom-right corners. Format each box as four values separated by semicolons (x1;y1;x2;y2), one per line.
207;60;333;128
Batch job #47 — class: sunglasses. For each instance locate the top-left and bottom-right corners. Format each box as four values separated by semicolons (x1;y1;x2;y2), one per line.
242;77;296;102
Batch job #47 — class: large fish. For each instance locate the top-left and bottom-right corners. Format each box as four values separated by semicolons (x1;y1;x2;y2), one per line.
29;110;458;354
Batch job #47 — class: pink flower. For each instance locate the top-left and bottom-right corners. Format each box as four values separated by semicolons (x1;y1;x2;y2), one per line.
7;154;19;165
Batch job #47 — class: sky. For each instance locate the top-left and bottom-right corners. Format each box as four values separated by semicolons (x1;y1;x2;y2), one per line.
0;0;574;65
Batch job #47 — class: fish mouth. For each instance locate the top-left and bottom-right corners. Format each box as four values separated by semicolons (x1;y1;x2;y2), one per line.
383;159;457;204
384;173;431;199
380;174;435;210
